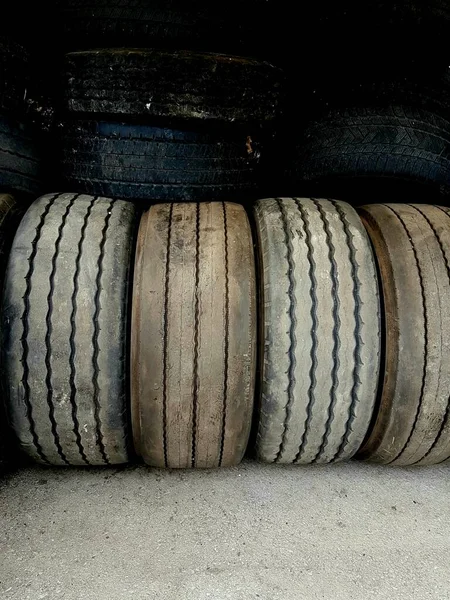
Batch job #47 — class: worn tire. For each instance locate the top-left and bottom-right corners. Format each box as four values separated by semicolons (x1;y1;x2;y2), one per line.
61;120;261;202
0;194;25;471
294;107;450;199
0;117;40;196
358;204;450;466
131;202;256;468
65;49;283;123
2;193;136;466
56;0;264;55
0;37;29;115
254;198;381;464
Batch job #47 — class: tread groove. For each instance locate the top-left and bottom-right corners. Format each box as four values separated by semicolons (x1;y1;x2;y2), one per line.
385;204;429;464
162;203;173;469
192;202;200;468
219;201;229;467
45;193;81;466
274;198;297;463
69;196;97;466
330;201;364;463
92;198;115;465
20;193;62;465
311;200;341;464
293;199;318;464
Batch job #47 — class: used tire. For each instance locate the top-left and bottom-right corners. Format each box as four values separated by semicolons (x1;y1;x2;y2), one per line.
294;107;450;199
0;37;29;115
0;117;40;196
2;193;136;466
358;204;450;466
0;194;25;471
254;198;381;464
61;120;262;202
65;49;283;123
131;202;256;468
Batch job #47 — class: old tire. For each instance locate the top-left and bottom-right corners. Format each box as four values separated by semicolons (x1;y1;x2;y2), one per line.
0;37;29;115
65;49;283;123
358;204;450;465
61;120;261;202
294;107;450;199
2;193;136;466
0;117;40;196
254;198;381;464
131;202;256;468
0;194;25;471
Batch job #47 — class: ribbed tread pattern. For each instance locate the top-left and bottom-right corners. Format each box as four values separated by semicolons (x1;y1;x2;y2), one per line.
2;193;136;466
254;198;381;464
65;49;282;123
61;120;261;202
131;202;256;468
295;107;450;194
358;203;450;465
0;117;40;196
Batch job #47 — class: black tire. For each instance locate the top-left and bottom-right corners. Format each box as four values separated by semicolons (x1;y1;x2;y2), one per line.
254;198;381;464
56;0;265;55
0;116;41;196
2;193;136;466
0;37;29;116
294;107;450;200
131;202;256;468
358;204;450;466
0;194;25;472
61;120;262;202
65;49;283;124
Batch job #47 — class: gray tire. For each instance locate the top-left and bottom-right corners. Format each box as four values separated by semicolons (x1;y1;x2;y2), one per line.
2;193;136;466
131;202;256;468
358;204;450;465
254;198;381;464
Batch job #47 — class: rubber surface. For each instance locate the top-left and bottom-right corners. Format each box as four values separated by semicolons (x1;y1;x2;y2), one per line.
61;120;262;202
131;202;256;468
0;117;40;196
2;193;136;466
254;198;381;464
65;49;283;123
358;204;450;466
295;107;450;197
0;194;25;471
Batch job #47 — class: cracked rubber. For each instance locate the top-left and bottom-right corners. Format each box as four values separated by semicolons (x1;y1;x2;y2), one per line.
65;49;283;123
2;193;136;466
0;116;40;196
254;198;381;464
295;107;450;198
131;202;256;468
0;194;25;471
61;120;261;202
358;204;450;466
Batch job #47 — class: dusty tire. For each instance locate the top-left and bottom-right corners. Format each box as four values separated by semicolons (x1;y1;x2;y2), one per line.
358;204;450;465
294;107;450;199
61;120;262;202
254;198;381;464
0;117;40;196
2;193;136;466
65;49;283;123
0;194;25;471
131;202;256;468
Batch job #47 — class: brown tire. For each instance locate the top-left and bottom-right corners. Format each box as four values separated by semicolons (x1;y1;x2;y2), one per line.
358;204;450;465
131;202;256;468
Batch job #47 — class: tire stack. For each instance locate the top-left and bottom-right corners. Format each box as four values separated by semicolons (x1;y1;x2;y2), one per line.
2;2;450;473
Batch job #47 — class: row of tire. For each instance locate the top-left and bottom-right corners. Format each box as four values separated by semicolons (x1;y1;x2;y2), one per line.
1;192;449;470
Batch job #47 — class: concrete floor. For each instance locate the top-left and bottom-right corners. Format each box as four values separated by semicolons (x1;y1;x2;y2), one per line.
0;462;449;600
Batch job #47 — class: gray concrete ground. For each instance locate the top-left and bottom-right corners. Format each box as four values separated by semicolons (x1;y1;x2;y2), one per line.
1;461;449;600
